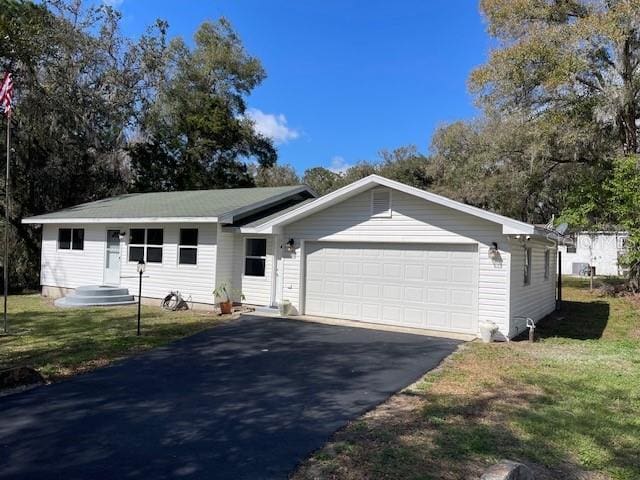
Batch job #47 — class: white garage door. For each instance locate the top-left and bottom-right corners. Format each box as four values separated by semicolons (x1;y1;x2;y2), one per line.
304;242;478;334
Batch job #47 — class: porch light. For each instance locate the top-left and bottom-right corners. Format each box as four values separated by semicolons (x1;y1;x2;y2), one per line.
118;231;126;241
286;238;296;253
488;242;499;260
137;260;146;274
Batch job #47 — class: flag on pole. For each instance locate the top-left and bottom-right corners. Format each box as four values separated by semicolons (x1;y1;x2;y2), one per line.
0;72;13;116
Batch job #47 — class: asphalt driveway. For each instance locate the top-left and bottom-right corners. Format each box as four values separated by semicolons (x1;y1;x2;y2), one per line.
0;316;460;480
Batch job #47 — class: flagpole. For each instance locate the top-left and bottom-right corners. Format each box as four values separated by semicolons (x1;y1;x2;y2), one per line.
3;112;8;334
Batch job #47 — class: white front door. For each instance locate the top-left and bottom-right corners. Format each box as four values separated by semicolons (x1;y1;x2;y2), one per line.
304;242;479;334
104;229;121;286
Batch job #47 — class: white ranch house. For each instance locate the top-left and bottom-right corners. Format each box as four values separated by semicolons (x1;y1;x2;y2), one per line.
23;175;559;340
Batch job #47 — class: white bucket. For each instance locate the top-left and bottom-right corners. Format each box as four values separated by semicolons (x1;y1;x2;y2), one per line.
479;322;497;343
279;300;292;317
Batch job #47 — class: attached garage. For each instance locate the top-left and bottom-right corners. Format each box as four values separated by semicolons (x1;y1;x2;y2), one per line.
240;174;559;340
304;242;478;334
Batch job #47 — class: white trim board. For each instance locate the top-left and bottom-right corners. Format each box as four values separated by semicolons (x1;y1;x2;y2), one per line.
242;175;538;236
22;217;220;225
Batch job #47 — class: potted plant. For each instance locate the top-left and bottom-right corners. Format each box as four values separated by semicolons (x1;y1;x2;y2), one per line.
213;282;245;315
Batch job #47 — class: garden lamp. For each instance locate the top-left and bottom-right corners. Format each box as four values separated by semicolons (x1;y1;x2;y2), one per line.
136;260;145;336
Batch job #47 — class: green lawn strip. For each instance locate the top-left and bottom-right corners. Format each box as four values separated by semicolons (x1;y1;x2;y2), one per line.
294;285;640;480
0;294;227;381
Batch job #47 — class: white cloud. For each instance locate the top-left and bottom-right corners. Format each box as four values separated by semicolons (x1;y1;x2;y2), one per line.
328;156;352;174
103;0;124;6
245;108;299;144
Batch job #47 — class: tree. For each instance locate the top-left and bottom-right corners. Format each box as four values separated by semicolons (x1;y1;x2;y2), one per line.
131;19;277;191
1;0;166;288
472;0;640;154
377;146;433;191
302;167;340;196
252;164;300;187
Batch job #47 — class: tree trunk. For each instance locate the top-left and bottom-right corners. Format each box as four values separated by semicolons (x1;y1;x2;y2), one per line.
619;36;638;154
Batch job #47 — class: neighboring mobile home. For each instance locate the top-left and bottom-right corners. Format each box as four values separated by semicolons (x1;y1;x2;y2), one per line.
23;175;558;340
558;231;629;277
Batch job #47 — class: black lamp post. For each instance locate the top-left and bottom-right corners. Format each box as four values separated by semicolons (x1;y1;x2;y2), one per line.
136;259;145;336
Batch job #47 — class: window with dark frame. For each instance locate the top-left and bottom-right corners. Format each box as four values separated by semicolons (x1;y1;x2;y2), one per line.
245;238;266;277
129;228;163;263
179;228;198;265
566;234;577;253
544;250;550;280
58;228;84;250
524;247;532;285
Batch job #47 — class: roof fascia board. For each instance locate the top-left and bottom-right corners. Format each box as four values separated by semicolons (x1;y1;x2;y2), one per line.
255;174;537;234
217;186;314;224
22;216;219;225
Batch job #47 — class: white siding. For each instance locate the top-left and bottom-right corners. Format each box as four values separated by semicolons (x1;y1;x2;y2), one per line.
215;224;235;290
559;232;627;276
41;223;218;305
41;224;106;288
509;238;557;337
279;188;513;336
232;235;273;306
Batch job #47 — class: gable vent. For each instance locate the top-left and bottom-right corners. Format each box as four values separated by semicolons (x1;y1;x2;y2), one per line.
371;189;391;217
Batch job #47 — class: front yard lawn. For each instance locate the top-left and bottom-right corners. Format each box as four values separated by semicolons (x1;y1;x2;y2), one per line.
294;278;640;480
0;294;228;381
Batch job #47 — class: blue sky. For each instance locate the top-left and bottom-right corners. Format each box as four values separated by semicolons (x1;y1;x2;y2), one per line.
111;1;490;174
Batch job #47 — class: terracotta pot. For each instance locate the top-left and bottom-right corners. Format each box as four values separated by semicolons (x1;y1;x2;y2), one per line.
219;301;233;315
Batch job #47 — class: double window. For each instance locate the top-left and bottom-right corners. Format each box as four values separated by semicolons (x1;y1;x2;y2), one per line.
179;229;198;265
245;238;266;277
58;228;84;250
523;247;532;285
129;228;163;263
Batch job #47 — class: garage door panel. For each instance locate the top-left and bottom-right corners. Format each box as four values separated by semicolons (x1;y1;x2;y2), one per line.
383;263;403;279
427;265;449;282
404;286;424;302
361;303;381;321
452;266;474;283
451;312;474;330
405;264;425;280
382;284;402;300
305;242;478;334
426;310;449;328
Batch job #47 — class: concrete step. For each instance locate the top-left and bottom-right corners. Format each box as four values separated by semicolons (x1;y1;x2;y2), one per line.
55;297;136;308
75;286;131;297
54;285;136;308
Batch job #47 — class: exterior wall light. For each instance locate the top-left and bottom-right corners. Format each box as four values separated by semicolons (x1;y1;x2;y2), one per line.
286;238;296;253
118;231;126;241
488;242;499;259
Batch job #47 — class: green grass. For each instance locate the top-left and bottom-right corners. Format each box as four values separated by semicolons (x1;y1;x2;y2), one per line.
294;280;640;480
0;294;228;381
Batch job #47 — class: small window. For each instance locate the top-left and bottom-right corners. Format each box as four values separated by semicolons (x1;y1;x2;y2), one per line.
245;238;266;277
566;234;577;253
58;228;84;250
524;247;532;285
129;246;144;262
371;189;391;217
58;229;71;249
544;250;550;280
146;246;163;263
179;228;198;265
129;229;145;245
72;229;84;250
147;229;163;245
129;228;163;263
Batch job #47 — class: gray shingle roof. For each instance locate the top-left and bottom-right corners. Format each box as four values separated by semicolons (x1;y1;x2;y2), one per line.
23;186;308;222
